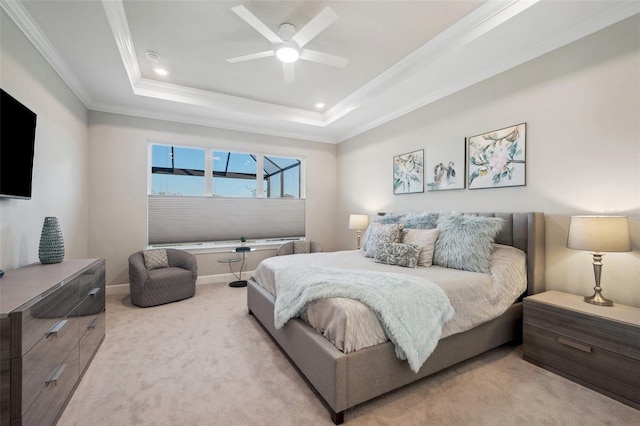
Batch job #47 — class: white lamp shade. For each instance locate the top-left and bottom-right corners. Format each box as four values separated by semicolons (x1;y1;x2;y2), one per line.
567;216;631;253
348;214;369;230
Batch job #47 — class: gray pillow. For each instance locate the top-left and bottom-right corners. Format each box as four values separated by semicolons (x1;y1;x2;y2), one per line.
361;213;405;252
433;215;505;273
363;222;404;258
293;241;311;254
142;249;169;270
374;242;422;268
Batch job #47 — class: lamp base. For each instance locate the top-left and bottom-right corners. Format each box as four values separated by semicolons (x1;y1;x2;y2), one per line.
584;291;613;307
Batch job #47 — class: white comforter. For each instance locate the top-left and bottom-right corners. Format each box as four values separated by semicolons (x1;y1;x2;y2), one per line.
250;244;527;354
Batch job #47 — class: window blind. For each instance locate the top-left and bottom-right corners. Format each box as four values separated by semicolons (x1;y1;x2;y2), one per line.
148;195;305;245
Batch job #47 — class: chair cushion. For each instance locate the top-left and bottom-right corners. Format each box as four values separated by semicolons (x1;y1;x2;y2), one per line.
142;249;169;270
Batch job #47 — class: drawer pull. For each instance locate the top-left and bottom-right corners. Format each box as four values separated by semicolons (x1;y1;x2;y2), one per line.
45;319;68;339
88;287;101;297
87;317;98;331
45;363;67;387
557;336;592;353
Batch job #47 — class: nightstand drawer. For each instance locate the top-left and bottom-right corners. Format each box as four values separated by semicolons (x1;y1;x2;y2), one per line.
524;324;640;408
524;298;640;360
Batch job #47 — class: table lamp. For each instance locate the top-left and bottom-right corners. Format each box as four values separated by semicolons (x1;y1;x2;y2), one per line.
566;215;631;306
348;214;369;249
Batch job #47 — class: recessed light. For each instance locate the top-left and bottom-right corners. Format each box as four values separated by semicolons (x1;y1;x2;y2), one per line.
315;102;325;109
154;68;169;76
146;50;160;63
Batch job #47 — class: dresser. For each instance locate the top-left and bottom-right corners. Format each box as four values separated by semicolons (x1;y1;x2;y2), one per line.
0;259;106;426
523;291;640;409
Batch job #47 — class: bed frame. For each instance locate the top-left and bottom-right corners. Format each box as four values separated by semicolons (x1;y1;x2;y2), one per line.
247;212;545;424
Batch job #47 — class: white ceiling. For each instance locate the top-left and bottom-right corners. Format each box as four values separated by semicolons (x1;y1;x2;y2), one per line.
2;1;639;143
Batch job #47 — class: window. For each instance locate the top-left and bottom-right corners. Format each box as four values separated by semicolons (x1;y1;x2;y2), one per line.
212;151;257;197
148;143;305;246
151;145;205;196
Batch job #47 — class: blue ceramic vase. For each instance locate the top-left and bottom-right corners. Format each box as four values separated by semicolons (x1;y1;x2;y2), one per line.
39;217;65;264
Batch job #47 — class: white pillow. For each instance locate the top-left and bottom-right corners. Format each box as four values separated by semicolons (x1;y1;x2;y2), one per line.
402;228;440;267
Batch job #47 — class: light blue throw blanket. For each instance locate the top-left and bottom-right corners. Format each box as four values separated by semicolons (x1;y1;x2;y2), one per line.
274;266;455;373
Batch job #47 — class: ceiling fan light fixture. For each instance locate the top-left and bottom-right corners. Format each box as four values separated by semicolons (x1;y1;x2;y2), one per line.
276;44;300;63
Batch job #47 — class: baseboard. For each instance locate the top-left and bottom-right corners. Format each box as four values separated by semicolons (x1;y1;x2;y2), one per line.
105;270;255;296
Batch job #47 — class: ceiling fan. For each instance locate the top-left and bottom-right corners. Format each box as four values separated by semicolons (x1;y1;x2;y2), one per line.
227;5;349;84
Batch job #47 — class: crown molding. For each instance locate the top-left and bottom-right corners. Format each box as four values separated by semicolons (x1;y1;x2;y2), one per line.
0;0;93;107
4;0;638;144
335;0;640;142
89;101;337;144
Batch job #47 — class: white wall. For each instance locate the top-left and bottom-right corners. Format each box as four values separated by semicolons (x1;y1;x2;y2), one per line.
87;112;337;287
0;10;89;270
336;16;640;306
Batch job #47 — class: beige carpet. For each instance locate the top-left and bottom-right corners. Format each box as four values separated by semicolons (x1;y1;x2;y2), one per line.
58;283;639;426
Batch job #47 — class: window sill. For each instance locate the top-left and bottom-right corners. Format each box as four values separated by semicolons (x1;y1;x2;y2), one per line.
148;239;301;254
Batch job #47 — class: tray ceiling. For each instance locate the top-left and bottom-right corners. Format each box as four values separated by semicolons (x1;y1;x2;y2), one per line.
2;1;638;143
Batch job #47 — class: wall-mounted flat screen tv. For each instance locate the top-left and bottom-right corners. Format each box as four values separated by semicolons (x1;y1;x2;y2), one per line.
0;89;37;199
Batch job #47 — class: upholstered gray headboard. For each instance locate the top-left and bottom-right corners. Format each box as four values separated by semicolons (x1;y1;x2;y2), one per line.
463;212;545;296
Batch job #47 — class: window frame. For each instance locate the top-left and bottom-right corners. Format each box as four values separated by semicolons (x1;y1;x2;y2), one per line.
147;142;306;248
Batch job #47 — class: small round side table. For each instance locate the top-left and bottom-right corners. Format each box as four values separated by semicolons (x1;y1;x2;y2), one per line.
217;247;254;287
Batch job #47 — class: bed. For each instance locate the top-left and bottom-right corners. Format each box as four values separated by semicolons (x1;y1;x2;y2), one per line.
247;212;545;424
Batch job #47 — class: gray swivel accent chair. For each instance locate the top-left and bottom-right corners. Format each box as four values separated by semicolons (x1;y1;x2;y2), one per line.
128;248;197;308
276;241;323;256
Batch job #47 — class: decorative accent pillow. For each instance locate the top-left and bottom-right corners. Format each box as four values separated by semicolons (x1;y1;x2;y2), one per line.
433;215;505;273
402;228;440;267
402;212;439;229
293;241;311;254
360;213;405;252
363;222;404;258
142;249;169;270
374;242;422;268
374;212;407;224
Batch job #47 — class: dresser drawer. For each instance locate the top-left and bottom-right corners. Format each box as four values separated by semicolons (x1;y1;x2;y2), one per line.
73;282;105;318
18;315;79;416
79;311;105;373
74;261;105;306
21;344;79;426
524;324;640;407
523;298;640;360
19;282;80;357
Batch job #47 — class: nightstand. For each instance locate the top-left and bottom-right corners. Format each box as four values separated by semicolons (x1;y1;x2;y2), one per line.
523;291;640;409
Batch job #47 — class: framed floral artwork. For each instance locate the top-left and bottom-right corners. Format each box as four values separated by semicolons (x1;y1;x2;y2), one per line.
393;149;424;194
467;123;526;189
426;139;465;191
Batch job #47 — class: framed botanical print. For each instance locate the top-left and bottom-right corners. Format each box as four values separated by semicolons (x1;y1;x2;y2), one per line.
426;139;465;191
467;123;526;189
393;149;424;194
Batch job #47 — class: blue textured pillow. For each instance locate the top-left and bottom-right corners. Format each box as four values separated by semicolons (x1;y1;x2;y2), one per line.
374;242;421;268
402;212;439;229
433;215;504;273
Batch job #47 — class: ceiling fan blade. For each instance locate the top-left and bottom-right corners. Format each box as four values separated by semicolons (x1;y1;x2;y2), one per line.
291;7;337;48
299;49;349;68
227;50;275;63
283;62;295;85
231;5;283;44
